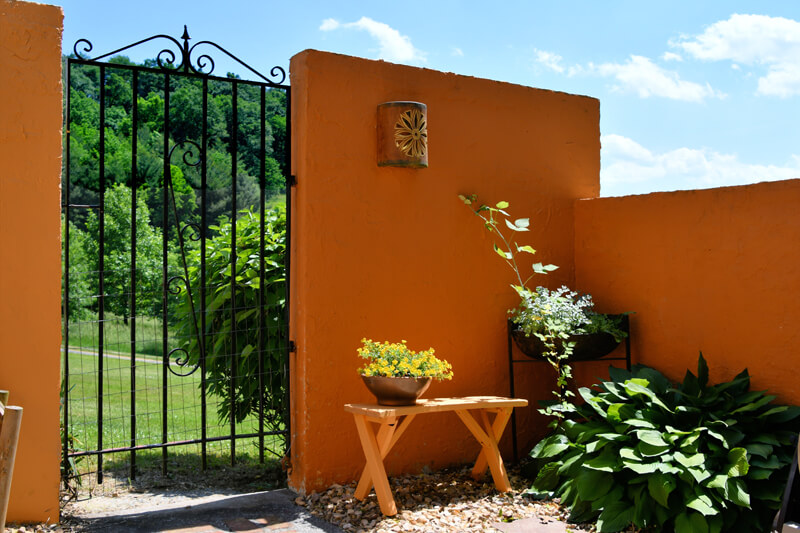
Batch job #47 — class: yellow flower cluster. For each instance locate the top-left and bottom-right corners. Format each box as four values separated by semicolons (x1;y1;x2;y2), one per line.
357;338;454;380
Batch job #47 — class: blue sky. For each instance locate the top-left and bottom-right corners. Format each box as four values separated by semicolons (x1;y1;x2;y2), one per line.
55;1;800;197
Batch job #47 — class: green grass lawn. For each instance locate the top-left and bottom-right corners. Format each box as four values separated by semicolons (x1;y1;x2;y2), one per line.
65;314;178;359
64;313;287;480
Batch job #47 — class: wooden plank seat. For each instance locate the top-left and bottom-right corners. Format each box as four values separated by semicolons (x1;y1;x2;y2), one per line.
345;396;527;516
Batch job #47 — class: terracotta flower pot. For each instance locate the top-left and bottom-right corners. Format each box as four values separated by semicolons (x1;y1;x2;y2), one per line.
360;375;432;406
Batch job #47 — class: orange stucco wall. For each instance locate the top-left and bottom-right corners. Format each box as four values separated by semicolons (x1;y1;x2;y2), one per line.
289;50;600;492
0;0;63;522
574;180;800;402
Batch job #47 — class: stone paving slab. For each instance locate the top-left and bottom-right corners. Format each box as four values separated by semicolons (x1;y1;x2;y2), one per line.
492;516;577;532
74;489;341;533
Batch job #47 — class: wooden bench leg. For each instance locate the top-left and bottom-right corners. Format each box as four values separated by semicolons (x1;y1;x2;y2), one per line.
352;414;398;516
455;409;512;492
354;414;416;501
471;407;512;480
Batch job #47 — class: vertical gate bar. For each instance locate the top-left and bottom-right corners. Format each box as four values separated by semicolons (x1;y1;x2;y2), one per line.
284;88;292;455
97;64;107;484
200;77;208;471
258;87;266;463
62;60;72;482
161;73;170;476
129;69;139;480
229;81;238;465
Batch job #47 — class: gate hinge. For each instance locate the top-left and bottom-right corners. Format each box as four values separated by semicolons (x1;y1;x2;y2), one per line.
288;175;297;187
289;340;297;353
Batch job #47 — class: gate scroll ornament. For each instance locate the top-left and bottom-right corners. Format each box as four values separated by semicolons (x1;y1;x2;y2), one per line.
73;25;286;85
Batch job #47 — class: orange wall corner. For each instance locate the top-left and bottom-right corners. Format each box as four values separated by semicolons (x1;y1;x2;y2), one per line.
574;180;800;402
288;49;600;493
0;0;64;523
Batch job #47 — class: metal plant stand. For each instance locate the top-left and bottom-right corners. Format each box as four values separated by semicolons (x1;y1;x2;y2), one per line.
507;316;632;461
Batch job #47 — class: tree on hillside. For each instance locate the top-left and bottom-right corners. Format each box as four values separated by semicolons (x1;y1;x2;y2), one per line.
84;184;163;323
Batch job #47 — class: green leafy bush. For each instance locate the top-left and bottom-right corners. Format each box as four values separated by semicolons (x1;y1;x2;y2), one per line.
528;355;800;532
175;206;287;427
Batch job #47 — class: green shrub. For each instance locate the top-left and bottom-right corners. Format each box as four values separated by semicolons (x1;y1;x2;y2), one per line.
528;354;800;532
175;206;287;427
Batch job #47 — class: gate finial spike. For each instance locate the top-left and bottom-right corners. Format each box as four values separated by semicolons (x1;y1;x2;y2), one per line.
182;25;190;43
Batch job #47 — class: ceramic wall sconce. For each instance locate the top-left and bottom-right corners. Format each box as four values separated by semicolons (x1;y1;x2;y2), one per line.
377;101;428;168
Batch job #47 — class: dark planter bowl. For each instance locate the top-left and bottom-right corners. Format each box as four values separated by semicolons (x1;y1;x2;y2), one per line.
510;314;628;361
360;375;433;406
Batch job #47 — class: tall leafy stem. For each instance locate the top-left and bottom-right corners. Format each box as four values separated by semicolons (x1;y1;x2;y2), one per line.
459;194;573;420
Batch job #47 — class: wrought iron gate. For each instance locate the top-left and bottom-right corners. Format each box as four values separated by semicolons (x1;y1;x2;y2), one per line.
61;27;291;489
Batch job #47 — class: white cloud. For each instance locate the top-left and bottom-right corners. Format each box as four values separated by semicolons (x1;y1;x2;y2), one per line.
452;47;464;57
319;18;340;31
675;14;800;97
533;48;565;73
601;133;800;196
662;51;683;62
757;63;800;97
592;55;724;102
319;16;425;64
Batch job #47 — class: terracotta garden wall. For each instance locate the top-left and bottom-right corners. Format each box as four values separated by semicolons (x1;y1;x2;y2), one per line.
0;0;64;522
574;180;800;403
288;49;600;492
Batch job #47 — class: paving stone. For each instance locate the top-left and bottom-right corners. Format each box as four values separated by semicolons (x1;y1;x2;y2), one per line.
492;517;569;533
161;525;225;533
224;517;264;531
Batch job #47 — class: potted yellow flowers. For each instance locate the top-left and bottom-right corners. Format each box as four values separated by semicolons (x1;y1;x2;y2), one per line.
357;338;453;405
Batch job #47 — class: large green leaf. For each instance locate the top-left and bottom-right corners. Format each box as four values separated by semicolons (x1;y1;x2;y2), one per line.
624;461;660;474
687;491;719;516
731;394;776;414
619;447;641;462
647;472;676;508
751;455;781;469
675;512;709;533
637;440;670;457
636;429;669;447
763;405;800;423
623;418;656;429
576;468;614;502
697;353;709;389
726;448;750;477
533;461;560;491
725;478;751;508
746;467;773;480
585;449;619;472
751;434;781;446
675;451;706;468
596;501;634;533
704;474;727;491
745;442;773;458
530;433;569;458
585;439;609;454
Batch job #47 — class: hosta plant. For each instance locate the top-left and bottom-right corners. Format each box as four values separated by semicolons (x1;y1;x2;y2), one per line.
527;354;800;532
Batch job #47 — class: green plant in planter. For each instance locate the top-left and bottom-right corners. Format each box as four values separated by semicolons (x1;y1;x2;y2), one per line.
459;194;627;421
527;354;800;532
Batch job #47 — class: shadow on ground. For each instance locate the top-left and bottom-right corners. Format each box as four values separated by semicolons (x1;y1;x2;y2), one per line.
65;490;343;533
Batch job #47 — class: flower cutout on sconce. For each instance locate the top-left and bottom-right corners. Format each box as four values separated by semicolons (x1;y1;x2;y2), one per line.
394;109;428;158
377;101;428;168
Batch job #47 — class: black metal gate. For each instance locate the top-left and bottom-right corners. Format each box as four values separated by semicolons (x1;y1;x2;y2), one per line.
61;27;291;490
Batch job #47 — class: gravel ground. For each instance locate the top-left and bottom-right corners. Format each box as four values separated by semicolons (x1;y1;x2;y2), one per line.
3;463;637;532
296;464;594;533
